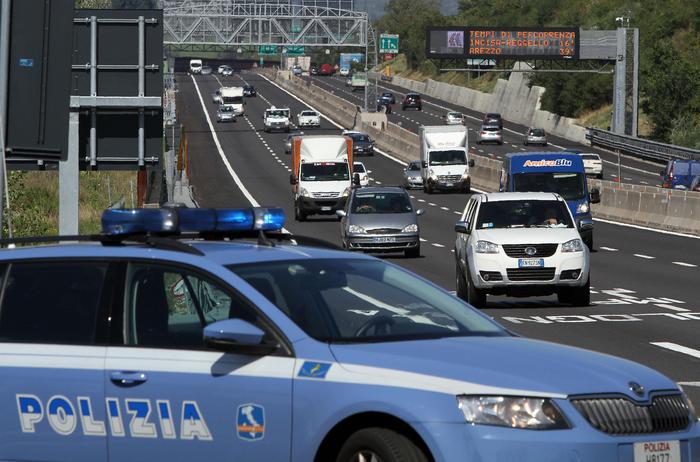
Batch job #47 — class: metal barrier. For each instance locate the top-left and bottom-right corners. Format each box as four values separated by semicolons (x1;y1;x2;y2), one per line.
587;128;700;163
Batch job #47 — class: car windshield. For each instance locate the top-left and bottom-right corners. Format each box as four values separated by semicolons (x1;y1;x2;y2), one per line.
351;134;370;142
353;163;365;173
475;200;574;229
300;162;349;181
408;162;421;171
267;110;288;117
512;172;586;201
229;259;506;343
448;112;461;118
530;129;545;136
382;93;392;97
245;86;254;91
482;126;500;132
581;154;600;160
219;106;234;113
430;150;466;165
301;111;317;117
222;96;243;104
351;192;412;214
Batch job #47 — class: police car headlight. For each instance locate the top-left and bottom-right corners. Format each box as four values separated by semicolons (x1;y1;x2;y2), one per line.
458;396;569;429
577;202;590;214
402;224;418;233
474;240;499;254
348;225;366;234
561;239;584;253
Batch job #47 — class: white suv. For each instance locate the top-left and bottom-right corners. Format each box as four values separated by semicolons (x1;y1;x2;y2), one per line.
454;192;590;307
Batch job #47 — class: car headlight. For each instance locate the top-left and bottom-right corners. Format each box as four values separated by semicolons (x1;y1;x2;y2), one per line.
561;239;584;253
342;187;350;197
299;188;311;197
462;170;470;179
474;240;499;254
348;225;365;234
577;202;590;214
402;223;418;233
458;396;569;429
680;387;699;421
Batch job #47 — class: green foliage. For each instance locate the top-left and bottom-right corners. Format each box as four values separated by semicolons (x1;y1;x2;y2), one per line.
670;114;700;150
530;73;613;118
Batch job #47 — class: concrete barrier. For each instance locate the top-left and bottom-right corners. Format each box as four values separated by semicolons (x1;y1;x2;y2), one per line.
261;70;700;234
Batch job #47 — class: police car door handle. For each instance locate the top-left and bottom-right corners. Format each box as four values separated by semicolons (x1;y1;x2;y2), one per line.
109;371;148;387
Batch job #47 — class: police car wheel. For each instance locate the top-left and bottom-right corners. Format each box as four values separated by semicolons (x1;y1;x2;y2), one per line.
336;428;428;462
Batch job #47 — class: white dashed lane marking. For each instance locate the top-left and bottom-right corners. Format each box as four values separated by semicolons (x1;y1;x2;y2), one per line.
654;304;690;312
599;246;618;252
431;243;445;248
672;261;697;268
634;254;655;259
651;342;700;359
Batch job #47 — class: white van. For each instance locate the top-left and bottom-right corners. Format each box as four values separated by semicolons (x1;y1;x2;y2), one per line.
220;87;245;115
189;59;203;74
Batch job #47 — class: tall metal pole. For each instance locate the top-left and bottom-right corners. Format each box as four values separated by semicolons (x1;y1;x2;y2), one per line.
0;0;12;238
363;18;368;112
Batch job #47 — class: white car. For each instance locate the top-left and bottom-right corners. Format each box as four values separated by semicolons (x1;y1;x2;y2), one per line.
454;192;590;308
297;110;321;128
339;67;350;76
217;65;227;74
353;161;370;186
580;153;604;179
445;111;464;125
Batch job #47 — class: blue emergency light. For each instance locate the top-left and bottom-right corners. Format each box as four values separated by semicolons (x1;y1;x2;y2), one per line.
101;207;286;236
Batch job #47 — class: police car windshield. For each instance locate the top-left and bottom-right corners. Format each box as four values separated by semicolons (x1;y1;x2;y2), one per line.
476;200;573;229
229;259;506;343
512;172;586;201
300;163;349;181
429;150;466;165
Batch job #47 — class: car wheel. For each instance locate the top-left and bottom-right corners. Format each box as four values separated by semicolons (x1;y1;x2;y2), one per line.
583;234;593;251
570;276;591;307
524;141;528;146
425;183;433;194
462;178;471;194
335;428;428;462
597;173;603;179
456;263;468;301
405;244;420;258
294;202;306;222
466;267;486;308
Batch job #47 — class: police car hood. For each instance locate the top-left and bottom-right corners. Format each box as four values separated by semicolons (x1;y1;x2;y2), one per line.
329;336;675;399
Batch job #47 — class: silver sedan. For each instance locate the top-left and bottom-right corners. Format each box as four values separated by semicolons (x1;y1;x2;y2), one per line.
403;161;423;189
477;125;503;145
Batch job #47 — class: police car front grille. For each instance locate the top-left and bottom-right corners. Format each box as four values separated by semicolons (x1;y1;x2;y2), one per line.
506;267;555;281
502;244;558;258
571;394;690;435
437;175;461;182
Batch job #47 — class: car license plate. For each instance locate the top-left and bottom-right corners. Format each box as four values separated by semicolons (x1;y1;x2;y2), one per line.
518;258;544;268
444;183;454;187
633;440;680;462
375;237;396;243
321;206;331;211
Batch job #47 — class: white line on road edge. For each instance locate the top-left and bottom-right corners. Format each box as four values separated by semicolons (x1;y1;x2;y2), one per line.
651;342;700;359
190;75;261;207
679;382;700;387
592;217;700;241
257;73;407;166
672;261;698;268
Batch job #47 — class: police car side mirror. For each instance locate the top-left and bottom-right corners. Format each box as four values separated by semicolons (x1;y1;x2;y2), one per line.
455;221;470;234
589;188;601;204
468;159;475;168
204;319;277;355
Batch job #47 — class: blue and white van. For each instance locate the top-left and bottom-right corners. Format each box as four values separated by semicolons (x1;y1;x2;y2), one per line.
500;152;600;249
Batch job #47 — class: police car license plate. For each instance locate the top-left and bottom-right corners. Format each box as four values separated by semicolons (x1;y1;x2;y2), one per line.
375;237;396;243
321;206;332;211
518;258;544;268
633;440;680;462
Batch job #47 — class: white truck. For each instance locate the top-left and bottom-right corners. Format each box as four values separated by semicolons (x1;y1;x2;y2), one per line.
350;72;367;92
219;87;245;115
189;59;202;74
290;135;353;221
264;107;291;133
420;125;474;194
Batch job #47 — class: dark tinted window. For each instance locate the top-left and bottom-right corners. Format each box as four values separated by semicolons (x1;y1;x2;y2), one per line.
429;150;466;165
0;262;108;344
512;172;586;201
408;162;421;171
530;129;545;136
351;192;412;214
476;200;573;229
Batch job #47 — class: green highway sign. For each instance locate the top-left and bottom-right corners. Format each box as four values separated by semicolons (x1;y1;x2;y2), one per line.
258;45;278;55
284;46;305;55
379;34;399;54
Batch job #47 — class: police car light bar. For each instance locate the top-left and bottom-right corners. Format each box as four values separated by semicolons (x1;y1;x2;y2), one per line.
102;207;286;236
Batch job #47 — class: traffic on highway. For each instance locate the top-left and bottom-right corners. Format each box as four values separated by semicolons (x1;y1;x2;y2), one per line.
2;2;700;460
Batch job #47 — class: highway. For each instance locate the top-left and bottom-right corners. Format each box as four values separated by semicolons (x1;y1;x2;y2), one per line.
177;70;700;404
304;74;662;186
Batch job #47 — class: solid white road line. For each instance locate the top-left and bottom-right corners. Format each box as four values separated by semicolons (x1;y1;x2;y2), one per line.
679;382;700;387
593;217;700;241
653;304;690;312
673;261;698;268
651;342;700;359
191;75;260;207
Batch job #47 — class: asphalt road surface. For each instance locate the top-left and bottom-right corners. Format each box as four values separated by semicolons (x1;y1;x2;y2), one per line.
176;70;700;404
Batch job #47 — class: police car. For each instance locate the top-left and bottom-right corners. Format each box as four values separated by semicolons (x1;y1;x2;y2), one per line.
1;207;698;462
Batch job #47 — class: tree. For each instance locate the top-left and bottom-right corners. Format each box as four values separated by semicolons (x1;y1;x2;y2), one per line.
75;0;111;7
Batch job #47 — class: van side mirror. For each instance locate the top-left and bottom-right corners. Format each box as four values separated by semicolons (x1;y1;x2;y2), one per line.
468;159;475;168
455;221;470;234
589;188;601;204
421;161;428;169
335;210;347;218
290;175;298;185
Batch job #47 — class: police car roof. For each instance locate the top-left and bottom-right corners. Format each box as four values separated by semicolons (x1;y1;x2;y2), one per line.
479;192;562;202
0;240;373;266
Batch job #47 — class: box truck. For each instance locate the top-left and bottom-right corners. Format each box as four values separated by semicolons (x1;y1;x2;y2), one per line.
420;125;474;194
219;87;245;115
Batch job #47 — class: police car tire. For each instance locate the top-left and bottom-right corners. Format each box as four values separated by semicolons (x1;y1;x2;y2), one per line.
336;428;428;462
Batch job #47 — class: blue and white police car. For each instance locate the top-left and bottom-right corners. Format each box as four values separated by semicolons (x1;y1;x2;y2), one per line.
0;207;698;462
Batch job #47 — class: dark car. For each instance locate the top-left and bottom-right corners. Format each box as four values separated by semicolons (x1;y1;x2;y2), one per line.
243;85;257;97
402;93;422;111
379;92;396;105
310;66;319;75
344;130;375;156
483;112;503;129
661;159;700;189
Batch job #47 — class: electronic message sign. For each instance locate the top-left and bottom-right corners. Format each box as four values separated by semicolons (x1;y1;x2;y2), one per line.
427;26;579;60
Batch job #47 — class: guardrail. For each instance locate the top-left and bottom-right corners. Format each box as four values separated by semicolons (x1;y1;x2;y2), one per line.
587;128;700;163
